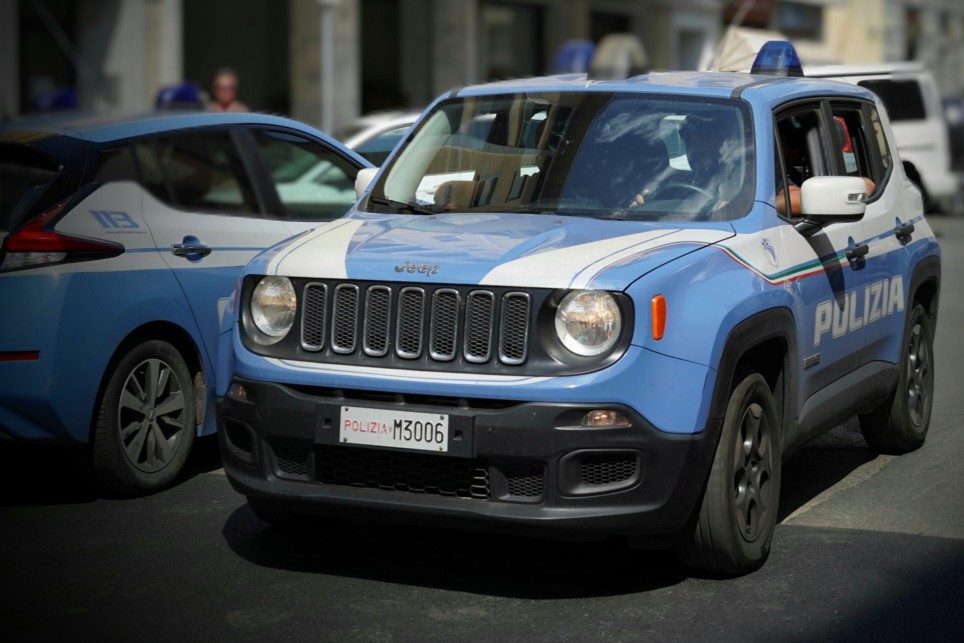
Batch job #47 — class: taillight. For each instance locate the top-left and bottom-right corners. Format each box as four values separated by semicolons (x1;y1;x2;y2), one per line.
1;201;124;272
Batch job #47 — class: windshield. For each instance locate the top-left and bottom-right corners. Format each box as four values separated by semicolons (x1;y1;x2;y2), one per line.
365;92;755;221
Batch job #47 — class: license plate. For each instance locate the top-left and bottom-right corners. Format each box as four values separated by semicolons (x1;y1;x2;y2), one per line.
340;406;449;452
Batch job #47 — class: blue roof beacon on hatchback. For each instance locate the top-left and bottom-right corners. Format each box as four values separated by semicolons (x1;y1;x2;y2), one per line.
0;111;371;494
218;44;941;575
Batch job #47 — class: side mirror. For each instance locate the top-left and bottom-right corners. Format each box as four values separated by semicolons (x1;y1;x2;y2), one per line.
355;167;378;199
800;176;867;221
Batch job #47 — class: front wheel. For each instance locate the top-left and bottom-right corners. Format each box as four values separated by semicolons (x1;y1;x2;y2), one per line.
675;373;782;576
78;340;196;495
859;304;934;454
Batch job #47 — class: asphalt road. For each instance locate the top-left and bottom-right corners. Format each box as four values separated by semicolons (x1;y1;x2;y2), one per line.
2;218;963;642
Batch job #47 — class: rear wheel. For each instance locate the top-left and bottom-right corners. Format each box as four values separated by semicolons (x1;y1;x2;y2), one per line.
676;373;781;576
79;340;195;495
859;304;934;454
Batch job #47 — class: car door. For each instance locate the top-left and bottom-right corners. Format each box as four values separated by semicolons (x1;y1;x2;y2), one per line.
134;128;296;367
828;100;912;365
773;100;876;403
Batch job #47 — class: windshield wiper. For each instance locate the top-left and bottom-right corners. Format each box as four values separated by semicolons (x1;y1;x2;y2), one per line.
368;196;439;215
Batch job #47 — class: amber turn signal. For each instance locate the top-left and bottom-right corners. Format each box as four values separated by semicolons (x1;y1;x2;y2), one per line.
651;294;666;340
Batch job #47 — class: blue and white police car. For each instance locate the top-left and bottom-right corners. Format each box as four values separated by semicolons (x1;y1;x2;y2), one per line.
0;112;370;494
217;47;941;575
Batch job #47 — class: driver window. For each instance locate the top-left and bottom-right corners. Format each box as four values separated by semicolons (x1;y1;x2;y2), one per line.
775;108;825;217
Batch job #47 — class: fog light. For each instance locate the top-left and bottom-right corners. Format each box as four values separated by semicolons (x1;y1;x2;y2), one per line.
227;382;248;402
581;410;630;427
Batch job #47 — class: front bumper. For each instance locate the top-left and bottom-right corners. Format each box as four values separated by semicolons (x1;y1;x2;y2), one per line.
218;377;721;539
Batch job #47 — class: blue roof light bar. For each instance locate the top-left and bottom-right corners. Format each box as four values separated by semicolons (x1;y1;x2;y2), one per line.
750;41;804;77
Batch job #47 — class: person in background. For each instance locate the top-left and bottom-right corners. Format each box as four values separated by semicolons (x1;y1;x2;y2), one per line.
207;68;248;113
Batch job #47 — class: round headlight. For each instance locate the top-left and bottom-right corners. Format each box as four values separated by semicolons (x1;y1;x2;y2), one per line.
554;290;621;357
250;276;296;340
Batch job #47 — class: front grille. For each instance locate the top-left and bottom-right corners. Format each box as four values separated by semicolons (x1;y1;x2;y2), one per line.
269;439;312;478
363;286;391;357
502;461;545;498
317;445;490;500
331;284;359;354
464;291;495;363
580;453;638;487
299;281;537;369
301;283;328;351
396;287;425;358
429;289;460;361
499;293;530;364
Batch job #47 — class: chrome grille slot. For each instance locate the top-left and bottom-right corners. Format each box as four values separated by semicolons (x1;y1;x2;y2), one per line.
396;287;426;359
499;292;530;365
331;284;360;354
363;285;392;357
301;283;328;351
464;291;495;363
429;289;460;361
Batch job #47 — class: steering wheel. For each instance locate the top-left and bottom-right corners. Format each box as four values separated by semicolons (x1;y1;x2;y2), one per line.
649;182;715;200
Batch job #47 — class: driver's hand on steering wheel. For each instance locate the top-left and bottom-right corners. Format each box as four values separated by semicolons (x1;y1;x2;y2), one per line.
628;188;651;208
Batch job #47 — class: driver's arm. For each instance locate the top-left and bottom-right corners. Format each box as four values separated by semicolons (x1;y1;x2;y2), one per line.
628;189;651;208
776;184;802;216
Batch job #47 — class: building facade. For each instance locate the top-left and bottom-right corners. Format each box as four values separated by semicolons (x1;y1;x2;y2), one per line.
2;0;962;129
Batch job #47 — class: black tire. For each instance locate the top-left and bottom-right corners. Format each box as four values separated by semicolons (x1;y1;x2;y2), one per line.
78;340;196;495
859;304;934;454
676;373;782;576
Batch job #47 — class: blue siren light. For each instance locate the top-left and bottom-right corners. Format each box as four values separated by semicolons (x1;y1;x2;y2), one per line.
750;41;804;77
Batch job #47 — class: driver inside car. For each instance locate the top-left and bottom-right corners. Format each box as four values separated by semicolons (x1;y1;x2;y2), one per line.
628;113;740;210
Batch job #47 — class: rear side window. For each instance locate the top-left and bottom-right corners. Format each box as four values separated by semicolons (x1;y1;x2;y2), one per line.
0;144;61;232
136;131;259;214
830;106;874;182
88;146;138;184
867;107;892;172
858;79;926;121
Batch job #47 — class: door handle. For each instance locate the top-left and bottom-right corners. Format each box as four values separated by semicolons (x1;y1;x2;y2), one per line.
171;243;212;258
845;240;868;271
845;243;869;261
895;221;915;242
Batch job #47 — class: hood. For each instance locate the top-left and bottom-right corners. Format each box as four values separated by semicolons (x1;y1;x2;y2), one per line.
258;212;734;292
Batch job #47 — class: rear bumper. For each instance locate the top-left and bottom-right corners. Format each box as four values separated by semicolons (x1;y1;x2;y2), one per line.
218;377;721;540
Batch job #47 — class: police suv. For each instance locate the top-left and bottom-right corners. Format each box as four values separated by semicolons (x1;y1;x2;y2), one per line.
218;46;941;575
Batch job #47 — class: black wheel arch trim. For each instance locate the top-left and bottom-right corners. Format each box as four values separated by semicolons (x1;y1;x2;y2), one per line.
907;254;940;326
708;307;797;423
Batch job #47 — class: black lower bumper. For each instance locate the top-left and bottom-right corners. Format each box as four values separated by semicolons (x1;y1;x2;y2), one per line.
218;378;721;540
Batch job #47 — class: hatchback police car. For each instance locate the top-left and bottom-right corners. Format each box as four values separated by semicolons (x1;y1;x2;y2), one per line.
218;47;940;575
0;112;369;494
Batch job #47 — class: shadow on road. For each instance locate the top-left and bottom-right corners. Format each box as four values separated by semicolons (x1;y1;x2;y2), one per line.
0;434;223;506
220;420;884;598
222;421;888;599
778;418;878;522
222;505;689;599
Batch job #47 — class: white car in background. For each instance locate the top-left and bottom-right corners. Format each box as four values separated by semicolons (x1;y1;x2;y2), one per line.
806;62;960;213
336;110;421;166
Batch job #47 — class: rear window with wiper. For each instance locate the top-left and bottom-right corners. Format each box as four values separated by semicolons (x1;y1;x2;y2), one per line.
0;144;62;232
